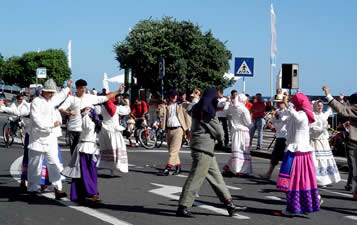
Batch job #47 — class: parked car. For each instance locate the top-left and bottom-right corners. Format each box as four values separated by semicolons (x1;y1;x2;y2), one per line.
0;92;7;106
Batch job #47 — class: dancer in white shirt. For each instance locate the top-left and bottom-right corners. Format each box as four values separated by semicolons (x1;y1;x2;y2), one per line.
97;90;131;176
310;100;341;187
59;79;125;155
27;79;71;199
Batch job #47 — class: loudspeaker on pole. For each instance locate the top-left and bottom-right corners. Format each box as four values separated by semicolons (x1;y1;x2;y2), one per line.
281;64;299;89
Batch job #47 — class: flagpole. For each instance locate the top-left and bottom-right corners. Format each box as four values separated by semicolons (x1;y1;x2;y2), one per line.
270;3;277;100
270;63;273;100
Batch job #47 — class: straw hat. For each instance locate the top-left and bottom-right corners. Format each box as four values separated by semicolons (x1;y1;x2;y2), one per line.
273;94;284;102
42;79;57;93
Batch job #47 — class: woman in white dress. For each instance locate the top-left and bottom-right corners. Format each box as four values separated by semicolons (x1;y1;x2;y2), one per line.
98;94;130;176
310;100;341;186
223;94;252;176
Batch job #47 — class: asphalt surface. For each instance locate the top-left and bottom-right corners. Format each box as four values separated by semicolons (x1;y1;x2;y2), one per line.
0;113;356;225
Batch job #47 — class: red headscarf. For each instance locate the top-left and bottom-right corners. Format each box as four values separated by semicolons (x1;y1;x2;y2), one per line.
104;92;116;117
290;93;315;124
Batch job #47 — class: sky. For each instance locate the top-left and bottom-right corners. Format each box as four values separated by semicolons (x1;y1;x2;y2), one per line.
1;0;356;97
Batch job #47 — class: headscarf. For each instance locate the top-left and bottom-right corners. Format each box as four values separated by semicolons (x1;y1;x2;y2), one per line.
312;100;323;113
104;92;116;117
81;107;101;133
290;93;315;124
348;93;357;105
233;94;247;108
191;88;218;122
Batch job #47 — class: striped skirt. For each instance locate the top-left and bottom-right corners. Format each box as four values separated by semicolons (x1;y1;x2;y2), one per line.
277;151;320;214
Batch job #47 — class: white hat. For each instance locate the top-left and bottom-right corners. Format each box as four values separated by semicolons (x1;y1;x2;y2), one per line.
273;94;284;102
42;79;57;93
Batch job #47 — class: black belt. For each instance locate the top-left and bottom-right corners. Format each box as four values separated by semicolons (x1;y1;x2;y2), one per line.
167;126;181;130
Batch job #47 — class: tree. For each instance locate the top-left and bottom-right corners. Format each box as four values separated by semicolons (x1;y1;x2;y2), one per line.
114;17;234;94
0;53;4;80
1;49;71;88
1;56;23;85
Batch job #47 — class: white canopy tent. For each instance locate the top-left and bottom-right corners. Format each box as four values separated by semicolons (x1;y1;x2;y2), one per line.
102;73;125;92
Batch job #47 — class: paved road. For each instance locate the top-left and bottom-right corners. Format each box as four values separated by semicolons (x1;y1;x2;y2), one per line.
0;114;356;225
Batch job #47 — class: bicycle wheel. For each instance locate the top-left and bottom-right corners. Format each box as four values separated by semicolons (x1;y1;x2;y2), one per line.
155;129;165;148
138;128;157;149
18;127;25;145
3;122;14;146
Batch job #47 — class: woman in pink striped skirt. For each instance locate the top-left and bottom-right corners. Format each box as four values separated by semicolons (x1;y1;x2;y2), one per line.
276;93;320;216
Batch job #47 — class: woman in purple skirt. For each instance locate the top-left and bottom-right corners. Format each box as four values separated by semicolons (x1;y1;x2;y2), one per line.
62;107;101;203
276;93;320;216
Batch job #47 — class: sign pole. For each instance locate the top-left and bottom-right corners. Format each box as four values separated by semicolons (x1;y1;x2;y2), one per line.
243;77;246;94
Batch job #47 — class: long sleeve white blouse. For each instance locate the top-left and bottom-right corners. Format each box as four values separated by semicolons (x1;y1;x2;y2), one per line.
310;108;331;140
28;87;69;152
76;113;99;154
226;103;251;132
285;105;313;153
99;105;130;132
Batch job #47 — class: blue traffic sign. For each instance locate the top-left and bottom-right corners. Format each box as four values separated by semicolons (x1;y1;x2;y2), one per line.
234;57;254;77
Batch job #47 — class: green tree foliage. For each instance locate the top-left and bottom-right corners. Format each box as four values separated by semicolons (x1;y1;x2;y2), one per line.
0;53;4;80
1;56;23;85
0;49;71;88
114;17;234;94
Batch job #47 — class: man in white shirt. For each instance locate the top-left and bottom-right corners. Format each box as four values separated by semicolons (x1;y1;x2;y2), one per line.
0;94;30;144
157;89;191;176
59;79;125;155
27;79;72;199
216;89;230;150
260;94;288;180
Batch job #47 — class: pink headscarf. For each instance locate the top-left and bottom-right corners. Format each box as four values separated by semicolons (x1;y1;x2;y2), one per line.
290;93;315;124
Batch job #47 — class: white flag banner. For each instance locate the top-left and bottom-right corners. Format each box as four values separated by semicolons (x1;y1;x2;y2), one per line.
107;74;125;83
224;72;242;81
270;4;277;67
67;40;72;69
103;72;109;92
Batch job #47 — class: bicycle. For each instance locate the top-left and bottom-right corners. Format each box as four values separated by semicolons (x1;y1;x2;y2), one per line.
152;118;190;148
137;118;157;149
126;117;157;149
152;119;166;148
3;117;25;147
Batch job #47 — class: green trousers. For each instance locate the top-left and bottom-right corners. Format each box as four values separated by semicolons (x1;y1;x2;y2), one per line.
178;151;232;207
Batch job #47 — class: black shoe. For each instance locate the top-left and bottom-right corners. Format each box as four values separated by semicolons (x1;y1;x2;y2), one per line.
225;201;247;216
173;166;181;175
176;205;194;217
157;166;172;176
28;192;39;201
55;189;67;200
19;183;27;193
345;184;352;191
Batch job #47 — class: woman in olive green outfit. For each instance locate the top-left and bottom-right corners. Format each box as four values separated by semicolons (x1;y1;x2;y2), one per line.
176;88;247;218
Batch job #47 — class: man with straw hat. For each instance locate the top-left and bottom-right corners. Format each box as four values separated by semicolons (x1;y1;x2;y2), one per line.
259;94;288;180
27;79;72;200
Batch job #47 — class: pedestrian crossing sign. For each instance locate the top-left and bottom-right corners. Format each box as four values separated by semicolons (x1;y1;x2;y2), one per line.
234;57;254;77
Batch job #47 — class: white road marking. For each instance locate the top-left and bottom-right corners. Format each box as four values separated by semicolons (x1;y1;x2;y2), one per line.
226;185;241;190
344;216;357;221
149;183;249;219
265;196;286;202
128;149;231;155
319;188;353;198
340;179;347;182
175;174;241;190
128;164;136;167
10;156;132;225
